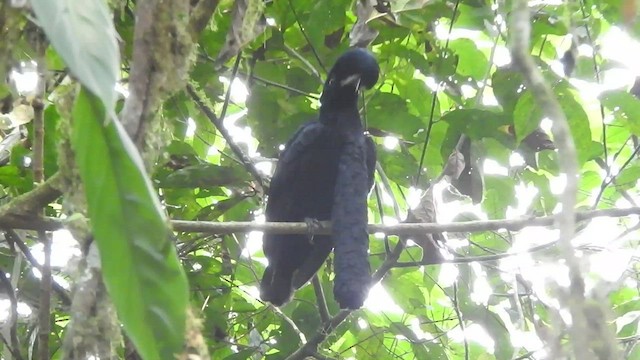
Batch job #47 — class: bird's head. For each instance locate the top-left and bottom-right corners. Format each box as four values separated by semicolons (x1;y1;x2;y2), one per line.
320;48;379;109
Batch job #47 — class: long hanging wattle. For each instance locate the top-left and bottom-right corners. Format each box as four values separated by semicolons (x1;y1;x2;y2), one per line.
332;133;371;309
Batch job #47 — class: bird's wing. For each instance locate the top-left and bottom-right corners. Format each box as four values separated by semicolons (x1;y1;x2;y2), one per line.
261;121;327;306
265;121;326;221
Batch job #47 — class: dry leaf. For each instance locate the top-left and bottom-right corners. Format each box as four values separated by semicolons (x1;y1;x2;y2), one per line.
350;0;380;48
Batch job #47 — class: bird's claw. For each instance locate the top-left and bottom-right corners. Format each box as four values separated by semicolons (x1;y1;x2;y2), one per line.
304;217;321;243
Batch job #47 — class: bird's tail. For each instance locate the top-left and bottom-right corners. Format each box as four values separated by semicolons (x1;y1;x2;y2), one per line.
292;235;333;289
260;266;294;306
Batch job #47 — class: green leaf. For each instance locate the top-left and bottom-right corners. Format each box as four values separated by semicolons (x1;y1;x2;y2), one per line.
514;86;594;164
512;91;540;144
31;0;120;111
224;349;259;360
600;90;640;136
450;38;489;80
557;86;597;164
440;109;512;155
376;147;418;187
306;0;348;49
578;170;602;203
455;4;495;29
615;165;640;191
367;92;424;138
395;78;439;119
72;88;187;359
492;67;524;114
0;165;31;189
383;270;427;311
483;176;516;219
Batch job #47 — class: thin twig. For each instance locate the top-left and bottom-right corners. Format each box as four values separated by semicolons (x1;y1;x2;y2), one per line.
5;230;71;306
286;0;326;74
32;98;44;186
312;276;330;324
197;53;318;98
415;0;460;186
373;184;391;255
185;84;266;191
0;333;21;360
271;305;307;346
577;0;608;170
284;310;350;360
375;163;401;219
248;73;318;98
415;85;439;187
593;143;640;208
452;283;469;360
219;54;242;124
283;44;322;82
0;269;23;360
394;235;561;267
593;157;637;207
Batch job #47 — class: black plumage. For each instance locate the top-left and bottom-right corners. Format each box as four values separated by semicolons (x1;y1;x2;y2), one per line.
260;48;379;307
332;133;374;308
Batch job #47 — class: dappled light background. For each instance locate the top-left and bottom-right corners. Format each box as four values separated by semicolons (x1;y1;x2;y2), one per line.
4;0;640;358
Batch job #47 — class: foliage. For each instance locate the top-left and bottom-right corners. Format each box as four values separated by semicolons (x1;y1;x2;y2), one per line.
0;0;639;359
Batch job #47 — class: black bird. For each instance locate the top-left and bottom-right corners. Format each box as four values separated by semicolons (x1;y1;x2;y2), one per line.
260;48;379;307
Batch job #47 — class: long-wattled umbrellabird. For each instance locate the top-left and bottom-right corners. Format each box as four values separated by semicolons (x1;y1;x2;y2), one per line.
259;48;379;309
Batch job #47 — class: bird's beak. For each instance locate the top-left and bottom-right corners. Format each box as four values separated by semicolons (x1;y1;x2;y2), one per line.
340;74;362;90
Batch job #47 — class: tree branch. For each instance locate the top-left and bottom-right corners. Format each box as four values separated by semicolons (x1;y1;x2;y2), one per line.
189;0;220;39
120;0;193;145
508;1;617;358
0;207;637;235
284;310;350;360
0;172;63;218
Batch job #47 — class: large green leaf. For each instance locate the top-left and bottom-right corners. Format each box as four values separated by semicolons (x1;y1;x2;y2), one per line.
600;90;640;136
450;38;489;80
72;89;188;359
440;109;512;159
492;67;525;114
512;91;541;144
31;0;120;112
367;92;424;138
514;86;594;164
